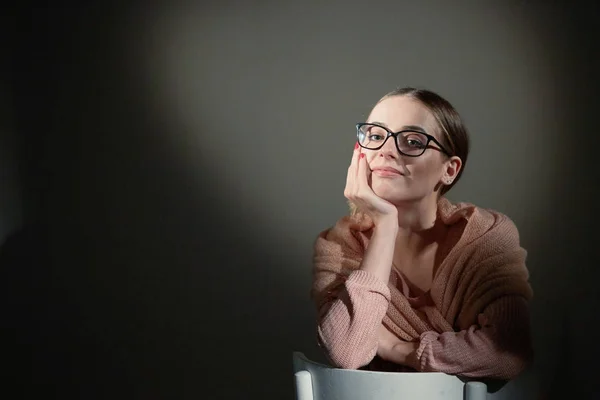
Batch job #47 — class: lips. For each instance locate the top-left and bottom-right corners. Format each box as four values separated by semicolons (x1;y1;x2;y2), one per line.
372;166;403;176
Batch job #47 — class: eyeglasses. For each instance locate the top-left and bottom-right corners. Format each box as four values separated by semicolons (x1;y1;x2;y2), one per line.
356;123;451;157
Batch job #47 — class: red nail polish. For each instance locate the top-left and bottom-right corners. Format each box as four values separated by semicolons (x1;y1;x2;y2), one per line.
360;153;365;159
354;142;359;150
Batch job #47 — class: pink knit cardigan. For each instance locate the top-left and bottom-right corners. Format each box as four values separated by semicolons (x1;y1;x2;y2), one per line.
312;197;534;379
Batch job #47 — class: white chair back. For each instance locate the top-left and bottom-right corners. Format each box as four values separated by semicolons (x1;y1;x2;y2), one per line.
293;351;487;400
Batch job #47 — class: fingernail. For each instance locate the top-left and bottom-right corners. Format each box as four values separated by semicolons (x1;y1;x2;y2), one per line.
354;142;359;150
360;153;365;159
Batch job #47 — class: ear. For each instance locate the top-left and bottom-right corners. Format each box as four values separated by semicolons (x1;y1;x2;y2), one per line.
440;156;462;186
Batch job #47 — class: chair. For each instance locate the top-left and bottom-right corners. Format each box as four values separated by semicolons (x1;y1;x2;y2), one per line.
293;352;487;400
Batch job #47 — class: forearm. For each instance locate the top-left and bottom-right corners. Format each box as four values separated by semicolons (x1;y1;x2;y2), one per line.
359;218;398;282
318;270;391;369
316;216;397;369
415;297;533;379
416;330;523;379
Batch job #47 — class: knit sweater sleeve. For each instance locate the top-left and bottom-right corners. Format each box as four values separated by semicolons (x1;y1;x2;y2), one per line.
415;295;533;380
317;270;391;369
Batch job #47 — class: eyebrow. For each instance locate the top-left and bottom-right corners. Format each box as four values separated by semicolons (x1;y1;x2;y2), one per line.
370;121;428;133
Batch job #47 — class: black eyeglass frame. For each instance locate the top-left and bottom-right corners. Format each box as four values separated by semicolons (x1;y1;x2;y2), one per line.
355;122;452;157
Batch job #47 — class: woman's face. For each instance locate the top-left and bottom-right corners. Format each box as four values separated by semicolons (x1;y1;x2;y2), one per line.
364;95;455;205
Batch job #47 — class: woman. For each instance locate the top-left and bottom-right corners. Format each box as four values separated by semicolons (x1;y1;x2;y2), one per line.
311;87;533;380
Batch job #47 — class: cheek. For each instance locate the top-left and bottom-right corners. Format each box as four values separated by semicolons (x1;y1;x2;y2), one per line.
406;159;443;180
366;153;377;165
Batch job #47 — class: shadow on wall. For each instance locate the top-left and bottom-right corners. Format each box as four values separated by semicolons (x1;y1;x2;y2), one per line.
5;3;315;399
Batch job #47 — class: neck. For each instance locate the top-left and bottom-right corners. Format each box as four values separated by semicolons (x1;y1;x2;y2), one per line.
393;195;442;253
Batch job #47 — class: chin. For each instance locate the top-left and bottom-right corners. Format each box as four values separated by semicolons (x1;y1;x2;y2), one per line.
372;187;407;204
372;182;422;204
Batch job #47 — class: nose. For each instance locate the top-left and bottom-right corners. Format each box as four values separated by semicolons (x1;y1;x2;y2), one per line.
377;136;398;159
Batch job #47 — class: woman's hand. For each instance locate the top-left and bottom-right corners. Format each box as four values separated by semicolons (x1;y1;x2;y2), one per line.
376;324;420;370
344;143;398;226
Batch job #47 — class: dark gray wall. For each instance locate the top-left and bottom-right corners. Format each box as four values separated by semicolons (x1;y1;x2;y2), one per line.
1;9;21;242
0;88;21;242
4;1;599;399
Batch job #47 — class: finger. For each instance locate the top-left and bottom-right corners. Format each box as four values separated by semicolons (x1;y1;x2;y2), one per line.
345;143;361;195
356;152;371;194
350;142;361;173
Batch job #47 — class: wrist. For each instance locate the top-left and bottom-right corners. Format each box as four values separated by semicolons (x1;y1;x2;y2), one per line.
391;342;420;370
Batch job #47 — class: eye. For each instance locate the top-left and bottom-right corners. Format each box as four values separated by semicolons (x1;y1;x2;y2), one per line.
368;134;385;141
396;131;431;155
362;126;387;142
406;138;426;148
403;133;427;148
358;124;389;149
